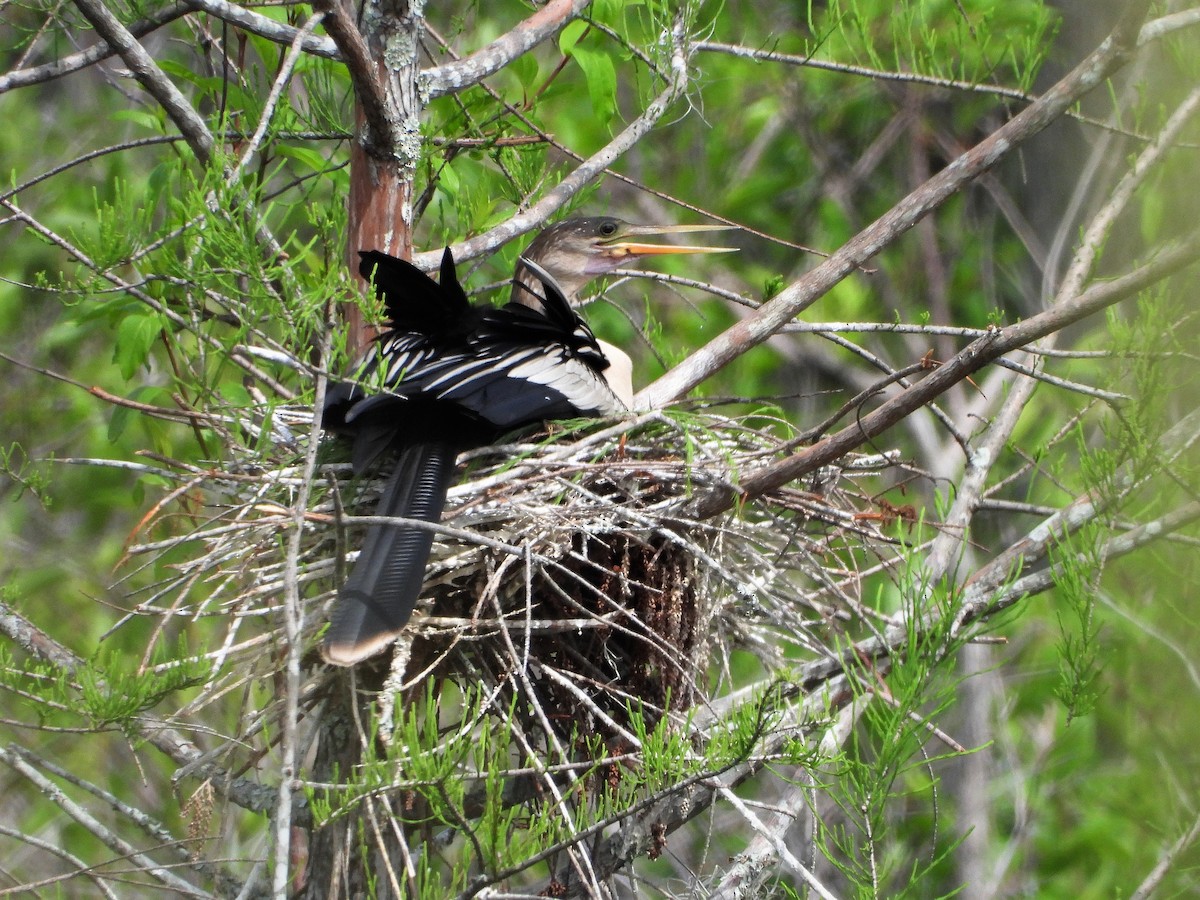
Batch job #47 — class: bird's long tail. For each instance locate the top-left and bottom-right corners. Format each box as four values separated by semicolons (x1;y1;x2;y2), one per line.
321;440;457;666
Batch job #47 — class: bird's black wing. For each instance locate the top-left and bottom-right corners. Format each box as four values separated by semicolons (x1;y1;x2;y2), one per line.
406;334;622;428
342;253;624;433
402;256;626;427
503;256;615;369
327;249;483;467
511;257;597;337
358;248;474;335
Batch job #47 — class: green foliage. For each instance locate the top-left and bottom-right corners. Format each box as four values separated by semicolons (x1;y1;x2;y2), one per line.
1094;290;1184;494
807;0;1056;89
0;442;52;506
77;638;212;731
0;635;210;733
1048;521;1105;722
785;566;970;893
762;273;786;301
76;181;158;269
559;23;618;129
1045;286;1194;725
113;311;163;380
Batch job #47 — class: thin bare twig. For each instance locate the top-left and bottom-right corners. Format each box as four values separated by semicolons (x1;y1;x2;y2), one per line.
190;0;338;58
72;0;216;163
423;0;591;98
0;745;213;897
1128;807;1200;899
687;228;1200;520
923;78;1200;584
0;600;278;816
637;1;1153;409
411;15;695;270
0;0;193;94
231;12;327;180
0;822;121;899
311;0;398;155
272;302;335;894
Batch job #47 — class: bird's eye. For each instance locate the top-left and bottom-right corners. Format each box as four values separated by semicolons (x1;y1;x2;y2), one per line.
599;221;617;236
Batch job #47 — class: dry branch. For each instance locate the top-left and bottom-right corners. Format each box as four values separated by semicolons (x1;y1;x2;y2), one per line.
636;0;1153;408
190;0;339;58
411;14;695;270
424;0;592;98
0;0;193;93
686;230;1200;520
72;0;216;163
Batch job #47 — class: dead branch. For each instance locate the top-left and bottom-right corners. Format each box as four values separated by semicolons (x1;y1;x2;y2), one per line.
636;0;1153;408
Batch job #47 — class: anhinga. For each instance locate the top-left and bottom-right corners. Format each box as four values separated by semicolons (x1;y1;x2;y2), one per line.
321;217;731;666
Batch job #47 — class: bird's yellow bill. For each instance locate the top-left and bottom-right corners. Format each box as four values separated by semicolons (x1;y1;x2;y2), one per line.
611;242;737;256
606;223;737;257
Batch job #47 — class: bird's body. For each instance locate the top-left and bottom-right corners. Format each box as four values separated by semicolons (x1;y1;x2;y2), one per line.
321;218;732;666
321;248;629;665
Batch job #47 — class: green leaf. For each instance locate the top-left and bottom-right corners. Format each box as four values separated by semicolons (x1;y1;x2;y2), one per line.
107;399;134;443
111;108;163;132
113;312;160;381
593;0;633;27
276;145;332;175
78;638;212;730
145;162;175;209
558;19;589;55
107;384;159;442
438;157;461;199
508;50;539;91
570;46;618;127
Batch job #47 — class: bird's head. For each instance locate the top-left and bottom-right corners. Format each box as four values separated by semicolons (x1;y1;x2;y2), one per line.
516;217;735;305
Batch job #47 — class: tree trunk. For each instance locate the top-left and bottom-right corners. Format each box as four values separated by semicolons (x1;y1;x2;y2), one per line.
301;1;424;892
339;0;423;356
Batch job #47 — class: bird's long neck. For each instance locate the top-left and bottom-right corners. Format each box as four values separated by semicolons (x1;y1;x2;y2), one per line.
512;256;592;309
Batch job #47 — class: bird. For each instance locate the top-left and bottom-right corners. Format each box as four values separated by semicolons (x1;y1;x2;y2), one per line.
320;218;732;666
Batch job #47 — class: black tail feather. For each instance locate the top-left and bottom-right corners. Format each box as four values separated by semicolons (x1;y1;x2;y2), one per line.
321;440;457;666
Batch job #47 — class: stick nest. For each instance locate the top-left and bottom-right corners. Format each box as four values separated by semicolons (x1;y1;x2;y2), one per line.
127;407;909;753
